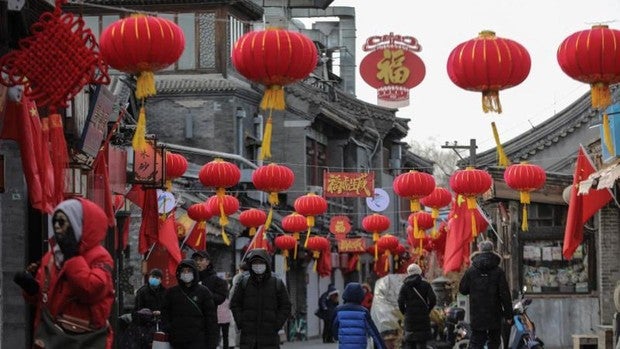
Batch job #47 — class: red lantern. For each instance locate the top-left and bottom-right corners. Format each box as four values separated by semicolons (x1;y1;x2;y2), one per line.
187;202;212;222
199;158;241;197
362;213;391;260
306;235;330;273
504;162;546;231
252;163;295;231
231;28;318;159
408;211;434;234
281;212;308;259
294;193;328;247
206;194;239;246
393;170;435;213
165;152;188;189
450;168;492;237
274;234;297;271
239;208;267;237
447;30;531;114
421;187;452;236
186;202;212;250
99;15;185;151
377;234;399;253
557;25;620;110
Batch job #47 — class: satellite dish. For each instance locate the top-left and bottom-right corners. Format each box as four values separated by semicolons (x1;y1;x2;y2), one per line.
366;188;390;212
157;190;176;214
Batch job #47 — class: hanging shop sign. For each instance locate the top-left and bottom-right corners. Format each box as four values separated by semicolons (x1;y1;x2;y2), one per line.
359;32;425;108
323;171;374;197
130;136;166;188
337;238;367;253
75;85;114;167
329;215;352;241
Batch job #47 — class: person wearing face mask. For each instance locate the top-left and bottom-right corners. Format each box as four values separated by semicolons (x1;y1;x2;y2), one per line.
230;248;292;349
161;259;219;349
135;268;166;315
13;198;115;349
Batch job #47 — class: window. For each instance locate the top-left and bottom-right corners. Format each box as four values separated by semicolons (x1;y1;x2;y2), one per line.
306;137;327;186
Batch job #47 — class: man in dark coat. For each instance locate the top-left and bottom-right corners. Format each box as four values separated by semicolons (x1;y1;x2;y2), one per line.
398;263;437;349
162;259;219;349
134;268;165;314
230;248;292;349
317;284;339;343
459;240;513;349
192;250;229;306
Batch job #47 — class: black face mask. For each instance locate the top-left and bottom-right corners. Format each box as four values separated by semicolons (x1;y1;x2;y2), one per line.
55;228;78;256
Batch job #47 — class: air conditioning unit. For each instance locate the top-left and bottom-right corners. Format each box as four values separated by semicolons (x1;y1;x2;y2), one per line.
306;185;323;195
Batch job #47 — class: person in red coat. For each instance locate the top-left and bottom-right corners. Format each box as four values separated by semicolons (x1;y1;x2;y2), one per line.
361;283;374;310
14;198;115;348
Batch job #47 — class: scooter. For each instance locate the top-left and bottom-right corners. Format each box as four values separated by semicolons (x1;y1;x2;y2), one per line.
429;306;470;349
509;288;544;349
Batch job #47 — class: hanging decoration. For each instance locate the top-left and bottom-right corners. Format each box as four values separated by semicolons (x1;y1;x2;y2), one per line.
393;170;436;213
274;234;297;271
449;167;492;237
361;213;391;260
503;162;546;231
239;208;267;237
0;0;110;205
199;158;241;198
186;202;212;250
206;194;239;246
252;163;295;230
420;187;452;235
165;152;188;190
293;193;328;248
99;15;185;151
305;236;330;273
377;234;399;272
281;212;308;259
231;28;318;159
408;211;434;249
557;25;620;155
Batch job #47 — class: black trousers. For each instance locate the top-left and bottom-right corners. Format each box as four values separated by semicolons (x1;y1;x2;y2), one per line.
403;341;427;349
469;329;502;349
219;323;230;349
322;318;334;343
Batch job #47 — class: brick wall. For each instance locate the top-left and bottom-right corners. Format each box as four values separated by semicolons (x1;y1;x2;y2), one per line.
598;205;620;324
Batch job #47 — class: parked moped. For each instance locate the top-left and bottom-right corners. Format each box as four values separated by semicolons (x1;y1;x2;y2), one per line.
509;289;544;349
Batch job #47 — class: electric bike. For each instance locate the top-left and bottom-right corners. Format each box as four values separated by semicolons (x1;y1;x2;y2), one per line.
509;289;544;349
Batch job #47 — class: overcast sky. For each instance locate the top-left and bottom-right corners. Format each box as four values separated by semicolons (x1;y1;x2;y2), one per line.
325;0;620;153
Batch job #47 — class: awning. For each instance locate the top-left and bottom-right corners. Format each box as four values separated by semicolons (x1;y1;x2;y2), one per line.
578;160;620;193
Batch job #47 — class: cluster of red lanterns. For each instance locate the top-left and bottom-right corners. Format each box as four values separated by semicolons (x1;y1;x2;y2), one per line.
281;213;308;259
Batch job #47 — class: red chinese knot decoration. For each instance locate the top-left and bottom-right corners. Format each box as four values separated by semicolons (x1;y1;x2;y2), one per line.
447;30;531;113
504;163;546;231
239;208;267;237
231;28;318;159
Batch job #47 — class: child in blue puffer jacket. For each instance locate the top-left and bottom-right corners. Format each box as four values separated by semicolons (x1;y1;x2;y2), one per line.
332;282;387;349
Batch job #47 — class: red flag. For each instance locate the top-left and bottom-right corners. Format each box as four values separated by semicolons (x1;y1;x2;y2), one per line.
158;213;182;276
185;222;207;251
126;184;146;209
92;147;115;227
443;195;474;273
316;249;332;277
563;145;613;259
138;188;159;254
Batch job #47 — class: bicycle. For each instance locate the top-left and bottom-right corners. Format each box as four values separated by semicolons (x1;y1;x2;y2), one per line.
287;311;307;342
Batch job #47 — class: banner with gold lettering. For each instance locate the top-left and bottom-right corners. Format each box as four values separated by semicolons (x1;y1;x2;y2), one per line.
323;172;374;197
337;238;367;253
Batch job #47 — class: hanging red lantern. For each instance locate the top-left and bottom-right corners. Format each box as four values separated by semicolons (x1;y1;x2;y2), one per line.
231;28;318;159
408;211;433;250
165;152;188;190
362;213;391;260
450;168;492;237
187;202;212;222
294;193;328;247
377;234;399;273
186;202;212;250
305;236;330;273
199;158;241;197
281;212;308;259
206;194;239;246
393;170;436;213
252;163;295;230
274;234;297;271
447;30;531;114
420;187;452;236
99;15;185;151
504;162;546;231
239;208;267;237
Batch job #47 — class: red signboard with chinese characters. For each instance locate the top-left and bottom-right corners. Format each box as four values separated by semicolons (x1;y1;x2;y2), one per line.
329;215;352;240
337;238;367;253
359;32;425;108
323;172;374;197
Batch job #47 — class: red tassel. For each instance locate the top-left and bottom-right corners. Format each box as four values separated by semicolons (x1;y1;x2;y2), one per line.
49;113;69;203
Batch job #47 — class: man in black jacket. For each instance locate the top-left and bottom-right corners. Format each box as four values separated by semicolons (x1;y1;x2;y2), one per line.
192;250;228;306
134;268;166;315
230;248;292;349
162;259;219;349
459;240;513;349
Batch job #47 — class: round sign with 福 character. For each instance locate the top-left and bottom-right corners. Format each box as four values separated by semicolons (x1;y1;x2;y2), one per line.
329;215;352;241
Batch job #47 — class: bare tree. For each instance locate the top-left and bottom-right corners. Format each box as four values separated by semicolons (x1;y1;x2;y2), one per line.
408;138;459;187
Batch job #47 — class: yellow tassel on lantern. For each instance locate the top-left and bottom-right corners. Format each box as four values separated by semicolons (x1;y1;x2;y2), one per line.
373;232;379;260
293;232;300;259
268;192;279;206
221;227;231;246
591;82;611;110
264;207;274;232
482;90;502;113
384;251;390;272
312;251;320;272
136;71;156;100
491;122;510;167
603;113;615;156
260;85;285;111
471;212;478;237
303;216;314;248
249;227;257;237
259;114;273;160
410;199;421;212
132;106;147;152
520;191;531;231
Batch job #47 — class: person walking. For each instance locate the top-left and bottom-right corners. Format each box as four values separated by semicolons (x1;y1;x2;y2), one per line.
13;198;115;349
361;283;374;310
317;284;339;343
332;282;387;349
161;259;219;349
135;268;166;314
230;262;249;349
192;250;229;306
398;263;437;349
459;240;513;349
217;283;233;349
230;248;292;349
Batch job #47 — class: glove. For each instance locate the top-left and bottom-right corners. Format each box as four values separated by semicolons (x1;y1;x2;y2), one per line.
13;271;40;295
55;233;79;260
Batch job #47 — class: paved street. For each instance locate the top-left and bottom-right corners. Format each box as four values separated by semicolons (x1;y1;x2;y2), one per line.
281;338;338;349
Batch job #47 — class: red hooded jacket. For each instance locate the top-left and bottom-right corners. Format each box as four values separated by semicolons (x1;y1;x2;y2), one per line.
26;198;115;348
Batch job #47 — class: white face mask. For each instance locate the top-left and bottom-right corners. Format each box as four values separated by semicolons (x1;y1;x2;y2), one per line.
252;263;267;274
180;272;194;283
